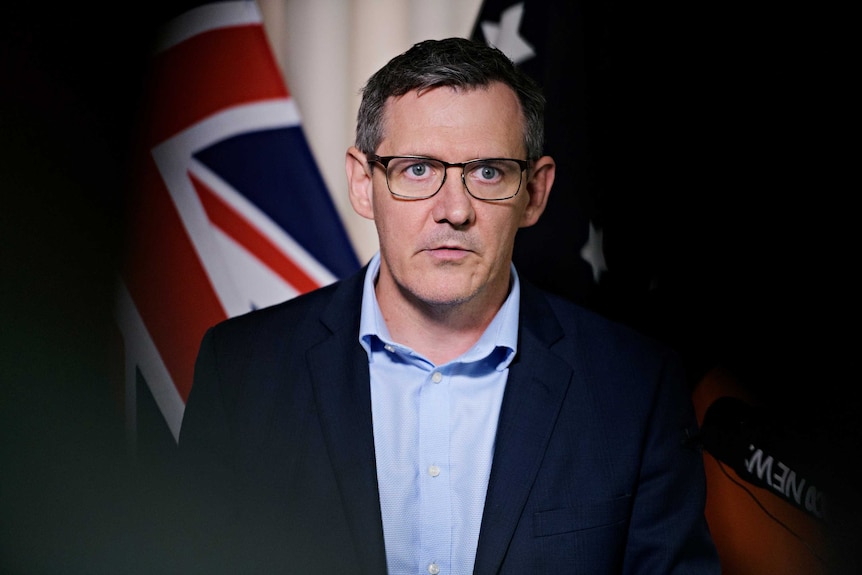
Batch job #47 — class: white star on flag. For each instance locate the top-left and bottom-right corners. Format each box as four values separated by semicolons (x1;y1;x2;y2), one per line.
479;2;536;64
580;220;607;284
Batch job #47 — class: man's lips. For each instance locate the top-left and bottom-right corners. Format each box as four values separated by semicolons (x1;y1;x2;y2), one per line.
424;245;472;260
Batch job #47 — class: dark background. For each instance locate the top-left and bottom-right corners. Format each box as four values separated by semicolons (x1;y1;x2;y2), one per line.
1;3;175;573
2;1;857;573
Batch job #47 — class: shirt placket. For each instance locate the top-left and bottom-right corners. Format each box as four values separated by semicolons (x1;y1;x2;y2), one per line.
418;367;451;575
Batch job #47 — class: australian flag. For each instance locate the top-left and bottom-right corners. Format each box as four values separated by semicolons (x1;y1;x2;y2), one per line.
117;0;360;452
471;1;711;377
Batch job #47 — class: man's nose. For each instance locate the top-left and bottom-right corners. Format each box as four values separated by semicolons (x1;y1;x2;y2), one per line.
431;166;475;227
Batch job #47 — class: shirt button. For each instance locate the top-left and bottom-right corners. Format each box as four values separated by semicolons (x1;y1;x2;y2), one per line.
428;464;440;477
384;344;395;353
431;371;442;383
428;562;440;575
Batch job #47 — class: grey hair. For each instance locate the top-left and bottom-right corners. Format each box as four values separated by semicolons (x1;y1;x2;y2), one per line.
355;37;545;160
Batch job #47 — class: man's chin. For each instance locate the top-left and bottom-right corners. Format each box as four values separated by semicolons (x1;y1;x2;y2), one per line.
403;283;476;310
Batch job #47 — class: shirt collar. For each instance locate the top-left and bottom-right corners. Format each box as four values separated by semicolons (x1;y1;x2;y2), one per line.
359;252;519;369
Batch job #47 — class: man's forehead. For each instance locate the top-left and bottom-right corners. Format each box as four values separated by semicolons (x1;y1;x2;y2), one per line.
378;86;526;159
383;83;522;124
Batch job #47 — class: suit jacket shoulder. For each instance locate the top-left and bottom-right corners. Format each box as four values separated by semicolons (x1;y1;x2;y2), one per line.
177;267;386;574
476;280;719;574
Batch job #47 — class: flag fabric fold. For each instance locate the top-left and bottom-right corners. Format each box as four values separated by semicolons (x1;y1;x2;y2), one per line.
118;0;359;447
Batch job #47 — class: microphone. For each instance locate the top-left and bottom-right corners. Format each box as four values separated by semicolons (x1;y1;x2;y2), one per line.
699;396;831;522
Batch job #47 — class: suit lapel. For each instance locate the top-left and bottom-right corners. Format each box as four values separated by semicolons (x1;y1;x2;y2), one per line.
473;285;574;575
305;273;388;574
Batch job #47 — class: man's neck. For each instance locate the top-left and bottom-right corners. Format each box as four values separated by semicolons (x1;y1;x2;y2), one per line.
375;281;507;366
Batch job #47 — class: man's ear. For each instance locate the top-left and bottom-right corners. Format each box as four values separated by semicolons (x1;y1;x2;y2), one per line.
346;146;374;220
520;155;555;228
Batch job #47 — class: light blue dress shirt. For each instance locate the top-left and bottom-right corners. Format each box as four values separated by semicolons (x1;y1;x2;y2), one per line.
359;252;520;575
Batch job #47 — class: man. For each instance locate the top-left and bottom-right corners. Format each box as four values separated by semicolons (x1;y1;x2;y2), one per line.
177;37;719;574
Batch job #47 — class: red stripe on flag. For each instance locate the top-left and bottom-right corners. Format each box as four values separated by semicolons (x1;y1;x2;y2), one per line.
123;155;227;401
143;25;289;147
191;172;321;294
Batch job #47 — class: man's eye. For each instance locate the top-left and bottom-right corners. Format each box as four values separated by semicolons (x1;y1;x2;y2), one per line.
478;166;499;180
469;163;504;182
409;163;428;177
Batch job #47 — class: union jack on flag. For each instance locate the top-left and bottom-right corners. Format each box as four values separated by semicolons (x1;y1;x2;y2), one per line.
116;0;359;447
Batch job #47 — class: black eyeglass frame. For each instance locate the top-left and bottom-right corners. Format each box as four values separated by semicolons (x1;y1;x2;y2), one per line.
367;154;530;201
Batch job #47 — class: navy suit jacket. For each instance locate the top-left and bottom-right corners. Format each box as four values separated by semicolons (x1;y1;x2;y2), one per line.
177;266;719;574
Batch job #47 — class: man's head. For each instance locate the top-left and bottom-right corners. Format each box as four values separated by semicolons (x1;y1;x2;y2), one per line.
345;37;555;325
355;37;546;161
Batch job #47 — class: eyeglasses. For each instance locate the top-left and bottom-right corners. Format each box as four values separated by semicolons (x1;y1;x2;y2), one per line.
367;154;529;201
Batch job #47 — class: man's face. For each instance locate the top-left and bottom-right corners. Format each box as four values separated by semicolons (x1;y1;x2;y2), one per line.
364;82;542;312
